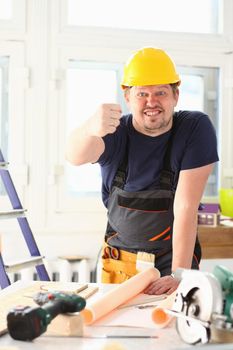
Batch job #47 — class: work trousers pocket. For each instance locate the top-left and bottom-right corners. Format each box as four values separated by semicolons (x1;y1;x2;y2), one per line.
101;258;138;284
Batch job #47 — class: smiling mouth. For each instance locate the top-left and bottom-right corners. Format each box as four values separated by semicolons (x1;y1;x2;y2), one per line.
144;110;162;117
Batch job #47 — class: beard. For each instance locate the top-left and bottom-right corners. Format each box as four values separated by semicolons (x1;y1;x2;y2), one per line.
143;114;173;134
132;106;174;136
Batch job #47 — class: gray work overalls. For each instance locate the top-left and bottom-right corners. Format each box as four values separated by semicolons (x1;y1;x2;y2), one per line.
102;126;201;281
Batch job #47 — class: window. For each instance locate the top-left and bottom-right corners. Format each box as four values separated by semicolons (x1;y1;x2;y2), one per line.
177;66;219;197
0;43;25;216
67;0;222;34
0;0;12;20
65;62;219;198
65;60;127;196
0;0;25;33
0;56;9;195
49;1;233;231
0;56;9;157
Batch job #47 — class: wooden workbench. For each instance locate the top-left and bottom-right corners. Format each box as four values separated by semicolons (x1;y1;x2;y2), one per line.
198;225;233;259
0;281;186;350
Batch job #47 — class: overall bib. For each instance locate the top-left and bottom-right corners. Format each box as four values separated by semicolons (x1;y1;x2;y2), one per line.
101;128;201;283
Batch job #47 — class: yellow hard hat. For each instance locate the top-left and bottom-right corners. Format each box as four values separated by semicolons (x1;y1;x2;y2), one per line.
121;47;181;89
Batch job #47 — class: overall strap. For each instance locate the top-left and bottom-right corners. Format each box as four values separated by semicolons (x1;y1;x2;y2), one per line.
111;138;129;189
159;124;176;191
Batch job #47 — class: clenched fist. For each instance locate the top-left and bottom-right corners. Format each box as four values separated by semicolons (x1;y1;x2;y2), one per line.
87;103;122;137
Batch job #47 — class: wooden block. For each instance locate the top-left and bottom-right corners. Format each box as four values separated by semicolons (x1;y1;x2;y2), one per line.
78;285;99;299
45;313;83;337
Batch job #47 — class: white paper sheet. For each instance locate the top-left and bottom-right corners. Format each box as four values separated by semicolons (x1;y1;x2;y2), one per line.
91;293;170;328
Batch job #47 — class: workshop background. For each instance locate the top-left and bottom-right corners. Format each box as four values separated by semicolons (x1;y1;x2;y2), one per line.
0;0;233;282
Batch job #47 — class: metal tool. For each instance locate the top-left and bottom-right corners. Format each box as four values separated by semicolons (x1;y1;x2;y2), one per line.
7;292;86;341
103;246;120;260
168;266;233;345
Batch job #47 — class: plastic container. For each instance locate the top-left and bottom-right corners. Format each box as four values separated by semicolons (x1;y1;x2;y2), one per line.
219;188;233;218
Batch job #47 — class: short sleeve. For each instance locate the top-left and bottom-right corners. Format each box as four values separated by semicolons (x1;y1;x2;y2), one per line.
180;114;219;170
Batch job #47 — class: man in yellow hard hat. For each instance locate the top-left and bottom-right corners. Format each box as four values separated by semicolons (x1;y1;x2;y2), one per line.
66;47;219;294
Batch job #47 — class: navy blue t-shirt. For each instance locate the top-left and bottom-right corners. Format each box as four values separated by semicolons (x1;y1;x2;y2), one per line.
98;111;219;207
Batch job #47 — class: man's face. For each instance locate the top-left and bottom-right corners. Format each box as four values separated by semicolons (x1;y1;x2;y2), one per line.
124;84;179;136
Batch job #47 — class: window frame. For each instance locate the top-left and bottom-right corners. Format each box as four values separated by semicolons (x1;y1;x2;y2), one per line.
64;0;222;35
48;49;230;223
0;0;26;38
1;0;232;234
0;42;26;228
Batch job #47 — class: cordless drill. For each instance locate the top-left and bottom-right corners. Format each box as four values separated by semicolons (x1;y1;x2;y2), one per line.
7;292;86;341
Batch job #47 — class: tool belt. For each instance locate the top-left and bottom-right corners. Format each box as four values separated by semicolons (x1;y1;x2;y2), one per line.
101;243;138;284
101;241;201;284
101;243;171;284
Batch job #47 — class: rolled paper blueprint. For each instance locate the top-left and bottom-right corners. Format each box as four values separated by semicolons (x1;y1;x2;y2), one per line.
81;267;160;325
151;290;177;328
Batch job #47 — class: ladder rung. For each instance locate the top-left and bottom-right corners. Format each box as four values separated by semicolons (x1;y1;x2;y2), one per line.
0;162;9;169
0;149;50;288
0;209;26;220
5;256;44;273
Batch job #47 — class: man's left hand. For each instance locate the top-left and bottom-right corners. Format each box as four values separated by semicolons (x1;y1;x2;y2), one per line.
143;275;180;295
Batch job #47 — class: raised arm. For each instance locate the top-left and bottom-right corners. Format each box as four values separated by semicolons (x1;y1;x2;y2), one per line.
66;103;122;165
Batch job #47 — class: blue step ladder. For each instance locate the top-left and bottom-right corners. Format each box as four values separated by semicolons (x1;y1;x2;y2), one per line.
0;149;50;289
